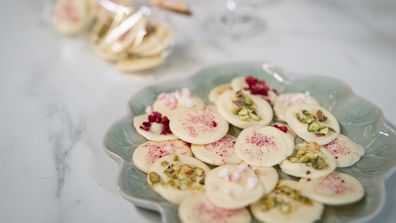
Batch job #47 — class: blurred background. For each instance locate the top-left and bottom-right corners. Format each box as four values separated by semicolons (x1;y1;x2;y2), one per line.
0;0;395;223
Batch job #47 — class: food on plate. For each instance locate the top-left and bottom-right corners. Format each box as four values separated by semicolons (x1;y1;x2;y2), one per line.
299;172;365;205
251;180;324;223
279;142;336;178
250;166;279;194
285;104;340;145
148;154;210;204
231;75;278;104
323;134;365;167
133;111;178;141
273;93;319;122
209;84;232;103
132;140;192;173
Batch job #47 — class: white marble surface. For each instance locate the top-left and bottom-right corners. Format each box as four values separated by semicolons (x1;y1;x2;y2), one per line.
1;0;396;222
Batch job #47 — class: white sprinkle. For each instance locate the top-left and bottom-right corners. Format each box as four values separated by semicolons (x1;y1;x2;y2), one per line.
247;177;258;190
218;168;229;180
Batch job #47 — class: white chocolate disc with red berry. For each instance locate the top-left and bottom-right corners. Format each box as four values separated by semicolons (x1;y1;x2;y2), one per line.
148;155;210;204
323;134;365;167
208;84;232;103
191;134;241;166
299;172;365;205
132;140;192;173
205;164;264;209
279;143;336;178
52;0;93;35
153;89;206;117
178;194;251;223
268;125;295;157
169;106;229;144
133;114;177;141
274;93;319;122
230;76;278;103
271;122;296;141
250;166;279;194
216;90;273;129
285;104;340;145
251;180;324;223
234;127;292;167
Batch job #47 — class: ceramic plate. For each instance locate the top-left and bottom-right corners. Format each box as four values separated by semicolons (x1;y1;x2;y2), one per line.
104;62;396;223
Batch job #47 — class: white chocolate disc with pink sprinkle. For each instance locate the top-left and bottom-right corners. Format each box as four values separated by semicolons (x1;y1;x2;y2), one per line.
132;140;192;173
191;134;241;166
230;76;278;102
251;180;324;223
279;143;336;178
148;155;210;204
205;164;264;209
169;106;229;144
178;194;251;223
153;89;205;117
250;166;279;194
323;134;365;167
274;93;319;122
234;127;292;167
208;84;233;103
216;90;273;129
299;172;365;205
285;104;340;145
133;114;178;141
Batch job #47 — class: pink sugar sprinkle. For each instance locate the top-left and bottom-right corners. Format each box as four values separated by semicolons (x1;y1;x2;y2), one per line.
195;201;244;222
318;172;353;195
230;172;240;182
324;138;351;156
145;141;187;164
182;110;217;137
280;93;311;107
157;88;193;109
205;135;236;160
246;131;276;147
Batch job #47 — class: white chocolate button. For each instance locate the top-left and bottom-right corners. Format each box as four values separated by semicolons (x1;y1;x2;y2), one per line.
132;140;192;173
323;134;365;167
250;166;279;194
235;127;292;167
148;155;210;204
216;90;273;129
170;106;229;144
178;194;251;223
274;93;319;122
299;172;365;205
205;164;264;209
191;134;241;166
279;143;336;178
52;0;93;35
285;104;340;145
133;114;177;141
251;180;324;223
209;84;232;103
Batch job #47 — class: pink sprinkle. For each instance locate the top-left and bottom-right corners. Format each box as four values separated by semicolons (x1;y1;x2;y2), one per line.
324;138;351;156
230;172;240;182
182;109;217;137
246;177;258;190
317;172;354;195
246;131;276;147
280;93;311;107
55;1;80;23
206;135;236;162
145;141;189;164
157;88;194;109
195;201;244;222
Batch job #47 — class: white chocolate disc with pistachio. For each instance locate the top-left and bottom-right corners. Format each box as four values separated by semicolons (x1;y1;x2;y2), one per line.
235;127;292;167
285;104;340;145
147;155;210;204
274;93;319;122
170;106;229;144
251;180;324;223
279;142;336;178
153;89;206;117
52;0;93;35
250;166;279;194
133;114;178;141
205;164;264;209
230;76;278;102
208;84;233;103
178;194;251;223
216;90;273;129
323;134;365;167
132;140;192;173
191;134;241;166
299;172;365;205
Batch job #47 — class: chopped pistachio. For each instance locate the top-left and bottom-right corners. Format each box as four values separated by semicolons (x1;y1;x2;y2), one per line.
232;91;262;121
161;160;169;167
311;156;328;170
308;121;321;132
148;172;160;184
316;110;328;122
297;109;334;136
279;203;292;213
173;155;179;161
238;107;249;116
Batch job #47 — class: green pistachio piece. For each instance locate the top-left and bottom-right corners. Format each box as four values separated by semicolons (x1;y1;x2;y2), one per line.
148;172;160;184
311;156;328;170
240;115;250;120
300;155;313;163
249;112;262;121
238;107;249;116
316;110;328;122
279;203;292;213
308;121;321;132
244;95;253;105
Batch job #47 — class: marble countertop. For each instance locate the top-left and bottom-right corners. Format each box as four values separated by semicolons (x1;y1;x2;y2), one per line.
1;0;395;222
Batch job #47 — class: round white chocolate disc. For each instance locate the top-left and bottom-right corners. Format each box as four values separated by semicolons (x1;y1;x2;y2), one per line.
208;84;232;103
279;143;336;178
178;194;251;223
216;90;273;129
274;93;319;122
132;140;192;173
148;155;210;204
235;126;292;167
251;180;324;223
285;104;340;145
133;114;178;141
323;134;365;167
299;172;365;205
169;106;229;144
205;164;264;209
191;134;241;166
250;166;279;194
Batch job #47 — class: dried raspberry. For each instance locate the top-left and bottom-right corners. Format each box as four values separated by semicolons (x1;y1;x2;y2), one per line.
148;111;162;123
272;124;288;133
244;75;273;96
212;121;217;127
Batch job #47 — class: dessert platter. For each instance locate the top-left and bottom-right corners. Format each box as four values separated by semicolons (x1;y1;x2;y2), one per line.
104;62;396;223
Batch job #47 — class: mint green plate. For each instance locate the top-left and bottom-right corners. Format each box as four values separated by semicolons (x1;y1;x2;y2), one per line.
104;62;396;223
